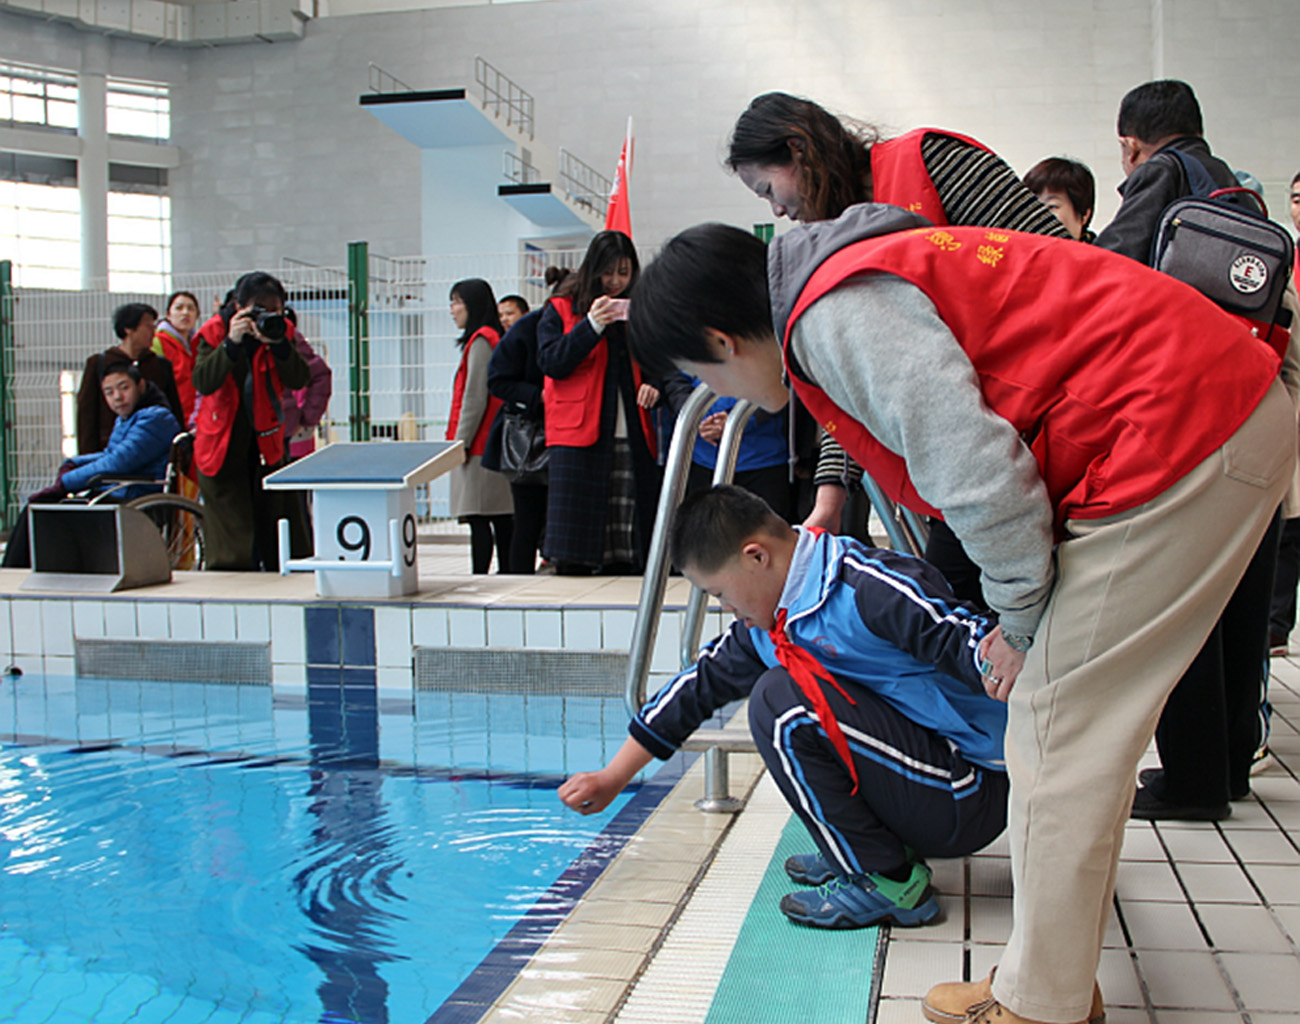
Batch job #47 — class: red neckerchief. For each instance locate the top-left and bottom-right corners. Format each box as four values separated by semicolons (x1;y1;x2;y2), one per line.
768;528;861;794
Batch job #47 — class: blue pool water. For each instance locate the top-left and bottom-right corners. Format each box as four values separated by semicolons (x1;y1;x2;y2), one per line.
0;674;666;1024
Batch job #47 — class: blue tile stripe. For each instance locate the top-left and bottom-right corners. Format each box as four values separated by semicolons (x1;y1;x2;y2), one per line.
423;750;699;1024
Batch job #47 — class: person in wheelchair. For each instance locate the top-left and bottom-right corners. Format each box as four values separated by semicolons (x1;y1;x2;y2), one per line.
2;363;179;568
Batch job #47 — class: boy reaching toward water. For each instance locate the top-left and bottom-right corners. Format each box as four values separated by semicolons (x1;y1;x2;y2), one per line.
559;485;1008;929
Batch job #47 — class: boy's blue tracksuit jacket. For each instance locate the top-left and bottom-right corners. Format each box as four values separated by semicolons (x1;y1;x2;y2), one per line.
630;529;1007;770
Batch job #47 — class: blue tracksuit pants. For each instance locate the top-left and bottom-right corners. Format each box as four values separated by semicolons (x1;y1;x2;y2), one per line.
747;666;1008;878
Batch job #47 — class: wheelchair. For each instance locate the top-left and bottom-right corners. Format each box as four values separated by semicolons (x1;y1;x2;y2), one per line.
84;432;206;570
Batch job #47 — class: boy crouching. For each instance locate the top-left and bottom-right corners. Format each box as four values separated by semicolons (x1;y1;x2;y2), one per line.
559;485;1008;928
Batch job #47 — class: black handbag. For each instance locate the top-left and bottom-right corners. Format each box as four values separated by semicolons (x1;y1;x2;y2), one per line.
499;411;548;485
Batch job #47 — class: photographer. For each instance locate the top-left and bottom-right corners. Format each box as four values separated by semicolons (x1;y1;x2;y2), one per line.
193;271;310;570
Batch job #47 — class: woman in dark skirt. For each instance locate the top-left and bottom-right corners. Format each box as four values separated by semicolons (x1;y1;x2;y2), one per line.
535;232;663;575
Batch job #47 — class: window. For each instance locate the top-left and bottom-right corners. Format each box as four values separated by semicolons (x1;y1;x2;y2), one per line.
0;180;81;289
107;78;170;141
0;62;77;132
107;191;172;294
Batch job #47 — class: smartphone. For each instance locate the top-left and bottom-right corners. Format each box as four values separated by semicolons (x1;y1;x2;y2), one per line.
606;298;630;321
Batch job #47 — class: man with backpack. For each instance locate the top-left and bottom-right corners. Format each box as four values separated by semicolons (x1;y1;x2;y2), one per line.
1095;79;1246;258
1095;79;1292;821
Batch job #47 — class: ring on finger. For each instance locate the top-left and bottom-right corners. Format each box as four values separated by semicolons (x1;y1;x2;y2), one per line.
979;658;994;676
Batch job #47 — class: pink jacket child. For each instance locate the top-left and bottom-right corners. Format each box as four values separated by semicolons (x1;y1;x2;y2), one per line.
283;331;332;459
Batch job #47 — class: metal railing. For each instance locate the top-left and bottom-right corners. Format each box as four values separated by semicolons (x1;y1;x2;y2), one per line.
558;148;612;218
473;56;534;140
503;149;541;185
367;62;414;95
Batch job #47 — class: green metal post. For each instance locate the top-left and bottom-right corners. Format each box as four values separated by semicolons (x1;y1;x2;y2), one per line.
753;223;775;244
347;241;372;442
0;262;16;529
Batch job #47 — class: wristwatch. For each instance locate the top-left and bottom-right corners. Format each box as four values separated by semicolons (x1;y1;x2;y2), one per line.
1002;631;1034;653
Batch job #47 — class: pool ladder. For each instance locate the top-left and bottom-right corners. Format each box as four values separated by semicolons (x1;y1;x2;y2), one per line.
624;383;927;813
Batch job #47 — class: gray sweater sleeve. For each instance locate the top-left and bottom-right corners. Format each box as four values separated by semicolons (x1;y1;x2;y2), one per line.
792;274;1055;635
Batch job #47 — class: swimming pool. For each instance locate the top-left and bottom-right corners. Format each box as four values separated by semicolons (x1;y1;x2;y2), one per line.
0;673;671;1024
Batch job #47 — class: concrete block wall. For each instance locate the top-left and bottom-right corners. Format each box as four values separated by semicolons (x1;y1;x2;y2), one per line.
2;0;1298;274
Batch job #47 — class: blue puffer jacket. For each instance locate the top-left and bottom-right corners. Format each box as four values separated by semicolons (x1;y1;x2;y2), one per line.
631;528;1008;770
61;383;179;498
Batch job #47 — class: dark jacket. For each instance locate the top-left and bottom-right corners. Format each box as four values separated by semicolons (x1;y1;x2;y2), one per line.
482;308;545;473
1094;136;1242;264
76;346;183;455
62;382;179;497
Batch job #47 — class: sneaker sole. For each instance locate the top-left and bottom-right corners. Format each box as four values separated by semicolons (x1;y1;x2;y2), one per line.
779;891;941;930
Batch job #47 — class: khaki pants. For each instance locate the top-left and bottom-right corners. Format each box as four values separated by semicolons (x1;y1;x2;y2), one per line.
993;380;1296;1023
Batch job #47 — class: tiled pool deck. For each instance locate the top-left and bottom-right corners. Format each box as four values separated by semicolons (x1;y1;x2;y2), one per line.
3;539;1299;1023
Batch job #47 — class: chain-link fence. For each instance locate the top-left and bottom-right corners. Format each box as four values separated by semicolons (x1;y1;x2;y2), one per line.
0;245;609;526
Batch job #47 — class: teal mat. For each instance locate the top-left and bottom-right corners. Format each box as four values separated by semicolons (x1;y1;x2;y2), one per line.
704;817;881;1023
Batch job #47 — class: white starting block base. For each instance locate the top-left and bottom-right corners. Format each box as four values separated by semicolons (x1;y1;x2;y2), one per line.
264;440;464;599
279;488;419;598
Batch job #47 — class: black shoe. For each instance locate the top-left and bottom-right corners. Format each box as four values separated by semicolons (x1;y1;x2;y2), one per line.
1138;767;1250;802
1131;784;1231;821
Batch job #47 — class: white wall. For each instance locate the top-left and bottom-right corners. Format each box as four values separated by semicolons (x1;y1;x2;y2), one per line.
3;0;1299;276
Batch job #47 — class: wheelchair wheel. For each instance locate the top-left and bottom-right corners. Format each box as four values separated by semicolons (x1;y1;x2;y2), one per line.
126;493;205;571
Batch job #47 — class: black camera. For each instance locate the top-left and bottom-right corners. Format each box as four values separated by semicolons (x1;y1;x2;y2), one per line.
249;305;288;341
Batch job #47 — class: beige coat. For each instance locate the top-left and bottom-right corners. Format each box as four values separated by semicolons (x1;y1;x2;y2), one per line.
448;334;513;519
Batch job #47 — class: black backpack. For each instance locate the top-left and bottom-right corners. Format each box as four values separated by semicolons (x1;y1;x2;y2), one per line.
1150;149;1293;329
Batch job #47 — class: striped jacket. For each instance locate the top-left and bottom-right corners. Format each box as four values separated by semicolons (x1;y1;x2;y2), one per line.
631;529;1006;769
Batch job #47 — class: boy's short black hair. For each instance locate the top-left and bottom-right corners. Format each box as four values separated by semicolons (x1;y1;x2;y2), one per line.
629;224;772;377
112;302;157;339
499;294;529;314
100;361;142;384
1291;170;1300;189
669;484;790;575
1117;79;1203;143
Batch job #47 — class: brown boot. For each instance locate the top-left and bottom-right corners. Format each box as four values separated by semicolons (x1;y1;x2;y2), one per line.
922;971;1105;1024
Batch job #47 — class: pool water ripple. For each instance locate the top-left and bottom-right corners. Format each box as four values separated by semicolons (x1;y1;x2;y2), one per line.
1;676;645;1024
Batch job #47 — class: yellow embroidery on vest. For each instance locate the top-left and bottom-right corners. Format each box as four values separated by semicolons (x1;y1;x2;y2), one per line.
977;244;1005;267
984;231;1010;243
906;202;923;213
925;231;961;251
825;420;837;433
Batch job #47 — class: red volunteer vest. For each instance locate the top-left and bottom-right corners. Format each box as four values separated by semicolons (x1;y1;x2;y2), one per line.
869;129;992;224
192;314;291;475
784;227;1281;535
152;321;195;423
445;326;502;457
541;295;657;456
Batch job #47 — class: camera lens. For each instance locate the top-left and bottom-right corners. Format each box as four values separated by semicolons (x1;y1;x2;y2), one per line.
254;310;287;341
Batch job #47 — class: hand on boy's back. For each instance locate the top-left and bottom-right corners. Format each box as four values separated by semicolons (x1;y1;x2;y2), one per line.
558;769;621;815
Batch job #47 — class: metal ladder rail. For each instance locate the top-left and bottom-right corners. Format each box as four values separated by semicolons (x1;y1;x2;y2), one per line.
624;382;718;720
678;400;759;670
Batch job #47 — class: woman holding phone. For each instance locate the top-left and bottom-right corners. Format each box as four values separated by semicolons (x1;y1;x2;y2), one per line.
535;230;665;574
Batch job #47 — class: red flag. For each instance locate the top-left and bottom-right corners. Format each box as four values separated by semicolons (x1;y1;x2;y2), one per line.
605;117;633;238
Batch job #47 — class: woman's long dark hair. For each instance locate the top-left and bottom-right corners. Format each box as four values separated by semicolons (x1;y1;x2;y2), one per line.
726;92;879;221
560;231;639;315
450;278;502;348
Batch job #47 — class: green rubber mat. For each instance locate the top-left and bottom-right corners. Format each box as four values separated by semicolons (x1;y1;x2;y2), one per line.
703;816;881;1023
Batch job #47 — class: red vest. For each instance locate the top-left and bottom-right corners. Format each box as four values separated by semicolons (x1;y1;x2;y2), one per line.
445;326;502;457
784;227;1281;534
541;295;656;455
152;320;195;423
869;129;991;224
192;314;290;475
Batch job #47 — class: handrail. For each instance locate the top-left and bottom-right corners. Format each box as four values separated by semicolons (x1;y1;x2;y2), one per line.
679;400;757;669
473;55;534;140
624;382;717;718
558;147;612;218
367;62;414;95
859;475;926;556
503;149;540;185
